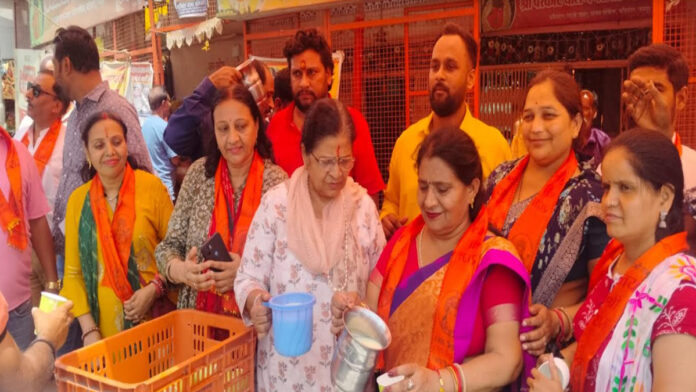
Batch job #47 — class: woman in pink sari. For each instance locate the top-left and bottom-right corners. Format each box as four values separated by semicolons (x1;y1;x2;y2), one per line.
332;127;534;391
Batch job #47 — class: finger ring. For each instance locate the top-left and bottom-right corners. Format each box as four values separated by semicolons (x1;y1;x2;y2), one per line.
407;377;415;390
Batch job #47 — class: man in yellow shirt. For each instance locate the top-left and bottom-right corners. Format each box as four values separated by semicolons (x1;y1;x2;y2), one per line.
381;23;511;237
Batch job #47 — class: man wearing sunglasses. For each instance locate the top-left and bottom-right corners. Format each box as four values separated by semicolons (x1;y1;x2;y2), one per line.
13;70;70;306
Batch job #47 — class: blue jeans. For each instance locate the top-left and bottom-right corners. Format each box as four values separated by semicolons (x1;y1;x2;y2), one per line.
56;319;83;356
7;299;36;351
56;255;65;280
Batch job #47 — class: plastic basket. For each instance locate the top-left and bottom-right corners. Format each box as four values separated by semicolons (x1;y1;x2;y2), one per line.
55;309;255;392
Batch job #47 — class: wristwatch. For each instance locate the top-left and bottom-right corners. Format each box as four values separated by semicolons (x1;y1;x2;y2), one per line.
46;280;62;291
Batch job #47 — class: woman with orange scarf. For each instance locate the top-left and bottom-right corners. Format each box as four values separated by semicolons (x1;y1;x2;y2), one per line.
61;112;174;345
331;128;533;391
486;70;610;356
155;84;286;315
234;98;386;391
528;130;696;391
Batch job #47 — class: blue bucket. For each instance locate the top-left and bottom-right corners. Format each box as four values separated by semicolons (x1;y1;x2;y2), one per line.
264;292;316;357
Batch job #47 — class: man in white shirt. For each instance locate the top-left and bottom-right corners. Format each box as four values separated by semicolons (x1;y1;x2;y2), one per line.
621;43;696;249
622;43;696;191
13;70;70;303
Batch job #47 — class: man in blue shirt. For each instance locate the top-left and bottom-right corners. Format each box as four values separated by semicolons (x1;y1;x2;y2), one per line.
142;86;178;199
163;60;274;160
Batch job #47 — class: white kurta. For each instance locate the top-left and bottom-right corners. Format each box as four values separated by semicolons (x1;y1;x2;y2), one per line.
13;120;66;230
235;183;385;392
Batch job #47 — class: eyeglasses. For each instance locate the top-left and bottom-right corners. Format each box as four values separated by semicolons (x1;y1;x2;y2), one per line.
311;153;355;172
27;82;56;98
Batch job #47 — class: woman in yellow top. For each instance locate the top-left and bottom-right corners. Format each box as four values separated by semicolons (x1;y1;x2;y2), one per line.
61;112;173;345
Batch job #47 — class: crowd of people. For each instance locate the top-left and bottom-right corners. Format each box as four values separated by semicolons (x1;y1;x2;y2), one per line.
0;20;695;392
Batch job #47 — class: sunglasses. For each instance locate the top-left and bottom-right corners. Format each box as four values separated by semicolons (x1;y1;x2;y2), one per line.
27;82;56;98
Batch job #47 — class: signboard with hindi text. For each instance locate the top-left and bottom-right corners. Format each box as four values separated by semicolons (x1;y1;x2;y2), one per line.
481;0;651;33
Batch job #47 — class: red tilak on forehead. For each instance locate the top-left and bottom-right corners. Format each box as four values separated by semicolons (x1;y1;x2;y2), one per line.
336;145;340;157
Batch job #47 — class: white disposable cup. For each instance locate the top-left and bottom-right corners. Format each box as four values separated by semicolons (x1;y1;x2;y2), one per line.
538;356;570;390
377;373;405;391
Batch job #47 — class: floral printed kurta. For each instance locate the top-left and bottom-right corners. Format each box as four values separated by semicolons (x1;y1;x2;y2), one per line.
234;183;386;392
574;254;696;391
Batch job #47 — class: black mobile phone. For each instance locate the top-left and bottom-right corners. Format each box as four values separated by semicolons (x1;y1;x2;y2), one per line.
201;232;232;272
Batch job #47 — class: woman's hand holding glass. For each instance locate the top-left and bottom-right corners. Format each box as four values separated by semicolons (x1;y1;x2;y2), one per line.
246;289;272;338
383;363;440;392
527;354;564;392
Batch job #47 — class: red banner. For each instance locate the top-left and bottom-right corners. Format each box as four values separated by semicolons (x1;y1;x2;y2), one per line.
482;0;652;33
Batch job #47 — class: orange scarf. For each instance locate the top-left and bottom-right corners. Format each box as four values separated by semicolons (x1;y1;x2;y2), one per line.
0;127;28;250
196;152;265;316
89;164;137;302
570;232;689;391
488;152;578;271
21;120;61;177
377;206;490;369
674;132;683;157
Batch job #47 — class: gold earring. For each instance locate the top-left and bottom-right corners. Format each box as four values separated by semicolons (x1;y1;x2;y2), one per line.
87;159;92;169
470;200;474;209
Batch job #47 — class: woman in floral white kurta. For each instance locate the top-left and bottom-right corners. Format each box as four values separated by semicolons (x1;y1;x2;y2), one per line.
234;98;386;391
235;182;384;391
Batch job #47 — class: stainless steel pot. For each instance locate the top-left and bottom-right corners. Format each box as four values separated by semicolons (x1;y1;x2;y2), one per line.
331;307;391;392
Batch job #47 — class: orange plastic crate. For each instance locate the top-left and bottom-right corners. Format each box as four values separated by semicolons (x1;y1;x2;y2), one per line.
55;309;255;392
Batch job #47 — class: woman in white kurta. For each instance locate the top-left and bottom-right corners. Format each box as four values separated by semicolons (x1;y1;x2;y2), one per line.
234;98;385;391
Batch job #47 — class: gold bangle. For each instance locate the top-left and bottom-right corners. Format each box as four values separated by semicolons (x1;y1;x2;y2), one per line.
45;280;61;290
446;366;458;391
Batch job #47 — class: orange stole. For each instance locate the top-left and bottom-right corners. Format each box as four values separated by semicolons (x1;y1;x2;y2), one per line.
21;120;61;176
0;127;28;250
384;236;518;370
377;206;490;369
199;152;265;315
89;164;137;302
488;152;577;272
570;232;689;392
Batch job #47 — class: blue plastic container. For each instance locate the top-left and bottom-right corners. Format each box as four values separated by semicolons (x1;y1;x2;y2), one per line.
264;292;316;357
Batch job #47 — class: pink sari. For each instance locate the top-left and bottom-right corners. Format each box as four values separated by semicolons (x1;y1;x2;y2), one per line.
372;232;535;389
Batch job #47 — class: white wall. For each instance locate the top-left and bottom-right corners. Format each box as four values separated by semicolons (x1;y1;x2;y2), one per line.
0;15;14;60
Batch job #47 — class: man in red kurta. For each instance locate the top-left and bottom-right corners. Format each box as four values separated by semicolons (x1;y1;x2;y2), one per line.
266;29;384;201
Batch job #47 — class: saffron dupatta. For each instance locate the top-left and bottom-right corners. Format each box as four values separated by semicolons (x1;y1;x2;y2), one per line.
488;152;578;272
195;152;264;316
0;127;27;250
571;232;689;391
377;206;490;369
78;164;141;327
21;120;61;176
